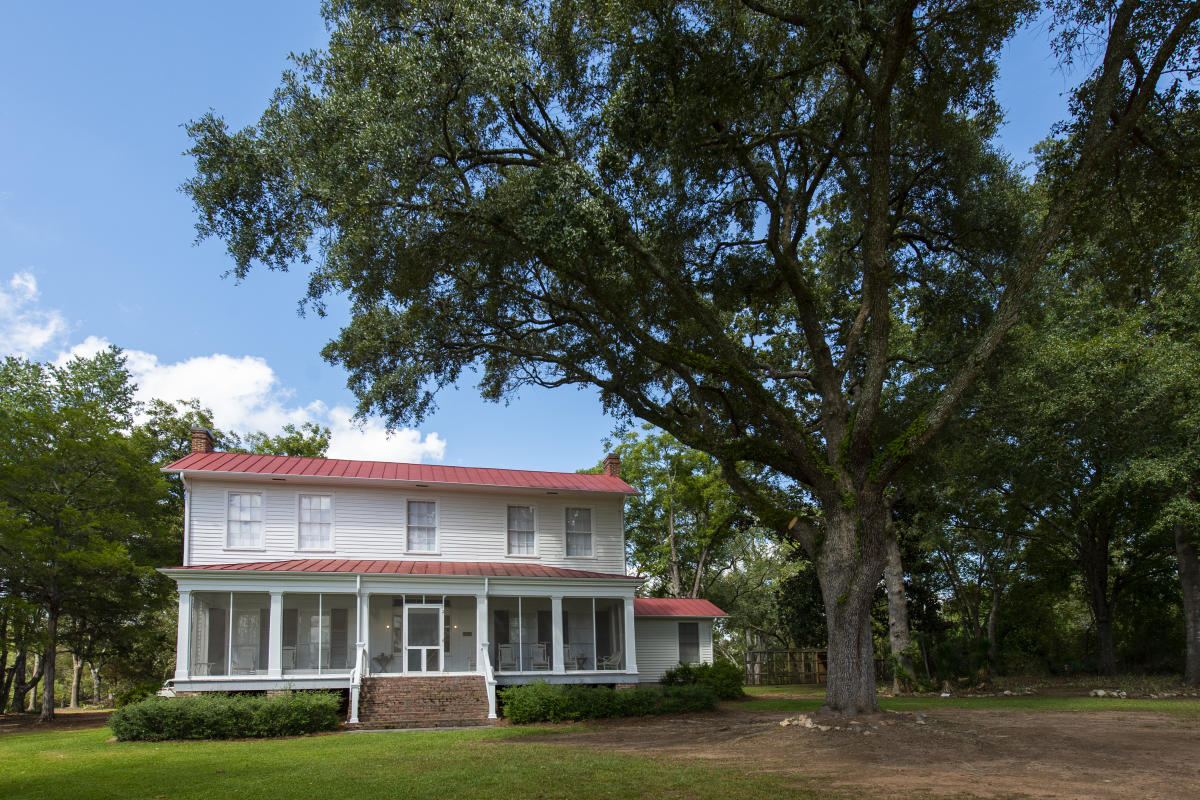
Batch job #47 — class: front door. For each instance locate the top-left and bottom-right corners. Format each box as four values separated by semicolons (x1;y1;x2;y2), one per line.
405;605;442;672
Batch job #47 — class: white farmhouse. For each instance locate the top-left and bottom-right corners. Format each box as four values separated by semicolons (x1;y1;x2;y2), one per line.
160;427;726;727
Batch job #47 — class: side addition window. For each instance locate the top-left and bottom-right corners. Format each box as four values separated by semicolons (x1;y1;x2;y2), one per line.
678;622;700;664
407;500;437;552
227;492;264;548
565;508;592;557
298;494;332;550
507;506;535;555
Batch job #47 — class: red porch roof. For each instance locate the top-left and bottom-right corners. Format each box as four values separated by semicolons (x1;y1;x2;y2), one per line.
162;558;641;581
164;452;636;494
633;597;727;617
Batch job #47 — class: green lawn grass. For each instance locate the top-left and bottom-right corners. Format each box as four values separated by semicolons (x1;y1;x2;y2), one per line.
0;725;832;800
741;685;1200;719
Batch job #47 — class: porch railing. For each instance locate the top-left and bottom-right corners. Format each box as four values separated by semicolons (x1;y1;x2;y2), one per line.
479;639;497;719
348;641;367;723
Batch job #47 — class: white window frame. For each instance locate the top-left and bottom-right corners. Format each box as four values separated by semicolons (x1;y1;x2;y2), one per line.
506;504;538;558
405;498;439;554
224;490;265;551
678;621;700;665
564;506;594;558
296;492;335;552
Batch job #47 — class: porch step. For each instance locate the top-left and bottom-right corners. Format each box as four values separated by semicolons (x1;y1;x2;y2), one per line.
352;675;494;729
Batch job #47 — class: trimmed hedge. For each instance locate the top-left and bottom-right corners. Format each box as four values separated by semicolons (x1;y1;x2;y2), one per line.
109;691;342;741
660;660;745;700
499;682;717;724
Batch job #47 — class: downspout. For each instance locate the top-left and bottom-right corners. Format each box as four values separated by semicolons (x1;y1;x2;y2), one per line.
181;474;192;567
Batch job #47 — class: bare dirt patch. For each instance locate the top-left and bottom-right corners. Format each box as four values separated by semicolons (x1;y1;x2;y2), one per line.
0;710;112;735
498;704;1200;799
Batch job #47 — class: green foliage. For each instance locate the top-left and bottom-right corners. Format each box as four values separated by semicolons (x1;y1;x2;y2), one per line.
659;660;744;699
499;682;717;724
109;691;342;741
113;682;162;708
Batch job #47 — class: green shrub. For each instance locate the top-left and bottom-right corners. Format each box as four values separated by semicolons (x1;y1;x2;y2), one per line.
499;682;717;724
113;681;162;708
660;660;744;699
109;691;341;741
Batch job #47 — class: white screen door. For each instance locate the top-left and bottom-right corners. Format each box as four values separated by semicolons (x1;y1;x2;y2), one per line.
405;605;442;672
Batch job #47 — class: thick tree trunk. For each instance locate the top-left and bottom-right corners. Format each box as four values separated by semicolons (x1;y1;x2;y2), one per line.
883;533;915;692
986;587;1001;670
25;654;41;712
817;505;886;716
1081;528;1118;677
70;654;83;709
0;612;8;714
8;650;28;713
1175;522;1200;685
89;662;102;706
666;498;682;598
41;607;57;722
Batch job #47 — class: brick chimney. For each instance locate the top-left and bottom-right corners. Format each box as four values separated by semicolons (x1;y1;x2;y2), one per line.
190;426;215;454
602;453;621;478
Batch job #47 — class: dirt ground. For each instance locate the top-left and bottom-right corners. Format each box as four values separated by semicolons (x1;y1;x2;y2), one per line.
501;702;1200;799
0;709;112;735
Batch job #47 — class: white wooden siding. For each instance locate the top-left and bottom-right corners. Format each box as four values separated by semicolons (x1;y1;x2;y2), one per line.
185;479;627;574
634;618;714;682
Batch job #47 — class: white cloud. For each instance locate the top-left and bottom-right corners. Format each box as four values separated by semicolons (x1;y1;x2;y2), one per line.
55;342;445;464
0;271;68;357
9;271;445;463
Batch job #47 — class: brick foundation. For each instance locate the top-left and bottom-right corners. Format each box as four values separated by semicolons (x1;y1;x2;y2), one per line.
352;675;493;729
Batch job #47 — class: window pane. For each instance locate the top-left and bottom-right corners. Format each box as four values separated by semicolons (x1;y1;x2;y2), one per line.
227;493;263;547
566;508;592;556
299;495;332;549
408;501;436;551
408;501;436;526
408;608;439;646
679;622;700;664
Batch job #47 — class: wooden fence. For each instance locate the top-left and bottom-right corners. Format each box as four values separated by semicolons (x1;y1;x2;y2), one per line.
743;649;891;685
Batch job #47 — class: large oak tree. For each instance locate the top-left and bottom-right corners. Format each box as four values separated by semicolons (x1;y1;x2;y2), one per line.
185;0;1200;714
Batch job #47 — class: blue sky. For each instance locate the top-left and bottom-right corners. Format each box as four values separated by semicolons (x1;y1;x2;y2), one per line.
1;3;1074;472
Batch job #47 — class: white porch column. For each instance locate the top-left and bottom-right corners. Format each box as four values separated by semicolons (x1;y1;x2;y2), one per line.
267;591;283;678
174;590;191;681
623;597;638;675
551;594;564;673
357;591;369;674
475;590;488;673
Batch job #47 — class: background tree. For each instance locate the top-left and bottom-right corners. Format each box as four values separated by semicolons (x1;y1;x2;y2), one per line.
604;427;752;598
0;349;174;720
185;0;1200;713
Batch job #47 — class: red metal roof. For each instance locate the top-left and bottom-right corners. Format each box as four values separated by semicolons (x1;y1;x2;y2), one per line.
164;452;636;494
633;597;727;617
163;558;641;581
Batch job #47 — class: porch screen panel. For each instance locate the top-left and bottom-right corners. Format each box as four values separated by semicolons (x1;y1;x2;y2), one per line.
368;595;404;673
282;594;320;674
322;595;358;672
230;593;270;674
490;598;519;672
519;597;552;671
595;599;625;670
562;598;595;670
190;592;230;676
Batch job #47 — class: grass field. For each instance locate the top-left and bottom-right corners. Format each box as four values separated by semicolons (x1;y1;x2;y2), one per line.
4;689;1199;800
0;724;826;800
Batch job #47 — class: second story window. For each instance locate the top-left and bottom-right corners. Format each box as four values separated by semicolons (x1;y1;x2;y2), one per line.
507;506;535;555
227;492;263;548
565;507;592;556
407;500;437;552
298;494;332;550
